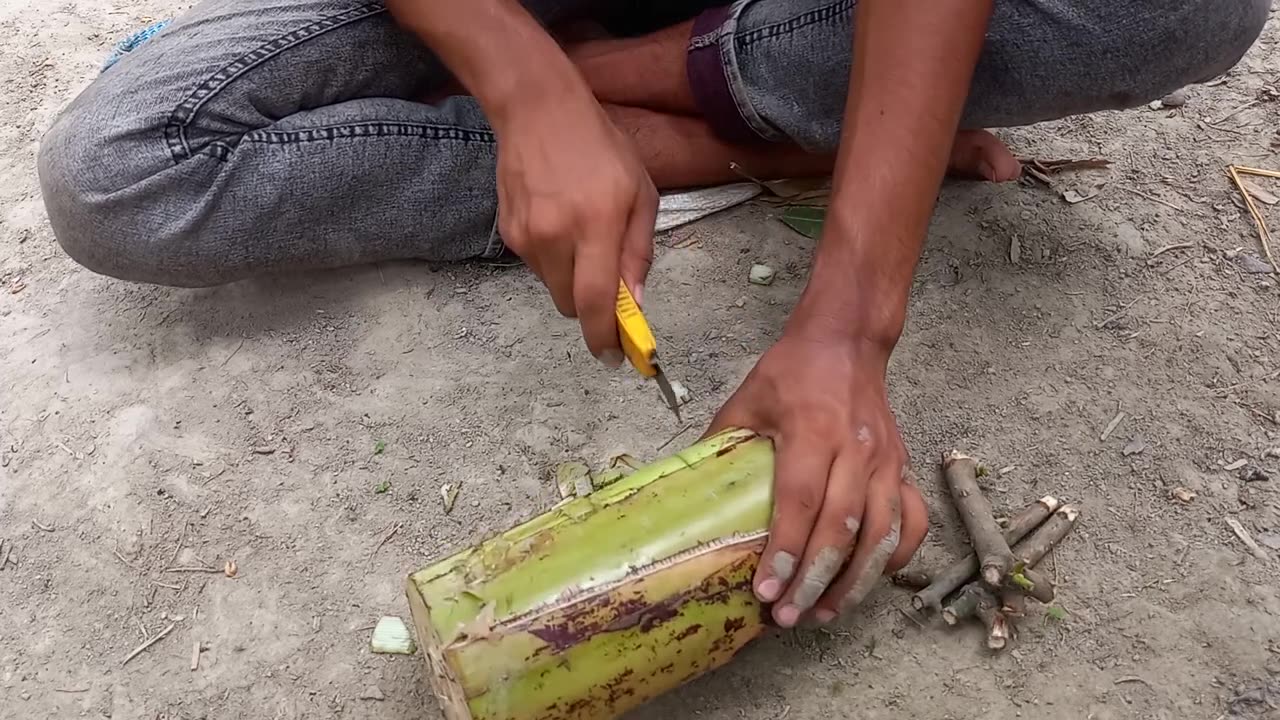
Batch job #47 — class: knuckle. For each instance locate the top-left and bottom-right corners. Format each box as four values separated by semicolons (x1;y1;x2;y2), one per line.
526;206;572;241
785;482;824;514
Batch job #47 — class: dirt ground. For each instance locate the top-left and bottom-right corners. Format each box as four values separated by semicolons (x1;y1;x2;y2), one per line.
3;2;1280;719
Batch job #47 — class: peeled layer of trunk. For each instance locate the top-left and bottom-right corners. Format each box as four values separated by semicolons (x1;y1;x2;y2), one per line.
405;429;776;720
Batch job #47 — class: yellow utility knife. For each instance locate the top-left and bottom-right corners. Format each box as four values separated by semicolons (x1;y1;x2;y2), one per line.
615;280;682;422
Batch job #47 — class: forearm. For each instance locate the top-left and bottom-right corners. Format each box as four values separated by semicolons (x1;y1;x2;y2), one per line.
793;0;994;347
386;0;590;130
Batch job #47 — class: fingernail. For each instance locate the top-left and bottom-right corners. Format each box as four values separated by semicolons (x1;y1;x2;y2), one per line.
978;160;997;181
814;609;838;624
776;605;801;628
600;349;624;369
756;578;782;602
633;283;645;306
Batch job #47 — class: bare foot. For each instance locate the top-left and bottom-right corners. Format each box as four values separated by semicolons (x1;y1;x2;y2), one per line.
948;129;1022;182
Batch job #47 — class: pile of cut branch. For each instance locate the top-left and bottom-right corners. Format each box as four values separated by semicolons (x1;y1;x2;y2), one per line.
895;451;1081;651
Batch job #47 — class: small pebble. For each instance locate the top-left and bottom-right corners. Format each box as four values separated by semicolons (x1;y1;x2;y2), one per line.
1239;465;1271;483
361;686;385;701
669;380;691;406
1159;89;1188;108
748;264;776;286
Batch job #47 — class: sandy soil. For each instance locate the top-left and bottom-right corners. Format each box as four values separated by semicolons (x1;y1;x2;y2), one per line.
3;2;1280;719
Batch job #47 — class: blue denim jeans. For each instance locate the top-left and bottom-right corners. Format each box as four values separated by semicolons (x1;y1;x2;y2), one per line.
36;0;1270;287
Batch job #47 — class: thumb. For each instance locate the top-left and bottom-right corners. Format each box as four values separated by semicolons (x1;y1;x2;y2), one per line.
620;184;658;306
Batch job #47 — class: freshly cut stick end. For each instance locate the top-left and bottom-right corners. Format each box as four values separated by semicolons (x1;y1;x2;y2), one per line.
1037;496;1061;513
943;450;975;469
981;564;1006;588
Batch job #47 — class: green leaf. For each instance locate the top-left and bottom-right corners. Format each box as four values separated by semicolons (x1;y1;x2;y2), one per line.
976;464;990;477
1010;572;1034;591
374;480;391;494
779;206;826;238
1045;605;1068;621
373;440;387;455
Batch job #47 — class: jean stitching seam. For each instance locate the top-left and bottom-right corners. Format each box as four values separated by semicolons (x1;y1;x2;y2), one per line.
719;0;786;142
163;2;387;163
736;0;853;49
243;122;497;145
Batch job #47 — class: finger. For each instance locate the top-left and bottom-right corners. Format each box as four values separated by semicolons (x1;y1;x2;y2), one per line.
619;180;657;307
771;449;868;628
887;475;928;572
572;221;625;365
813;467;902;620
703;389;754;441
752;435;834;612
525;241;577;318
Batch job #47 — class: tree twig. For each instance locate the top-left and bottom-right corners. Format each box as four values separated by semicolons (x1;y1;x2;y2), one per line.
1228;164;1277;273
368;523;402;564
1096;298;1141;329
121;623;176;667
912;496;1061;611
168;522;188;567
1116;186;1188;212
890;570;932;590
975;594;1010;651
1012;505;1082;568
943;451;1014;588
941;583;989;626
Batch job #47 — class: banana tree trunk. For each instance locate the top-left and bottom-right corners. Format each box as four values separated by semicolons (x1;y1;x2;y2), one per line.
405;429;776;720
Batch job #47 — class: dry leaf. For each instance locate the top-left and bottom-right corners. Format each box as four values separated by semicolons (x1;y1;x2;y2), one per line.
1172;487;1197;503
1241;179;1279;206
1062;183;1106;204
224;560;238;578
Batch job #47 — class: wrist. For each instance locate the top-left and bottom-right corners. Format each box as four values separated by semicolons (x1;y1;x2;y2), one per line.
786;210;911;351
388;0;592;132
484;59;595;132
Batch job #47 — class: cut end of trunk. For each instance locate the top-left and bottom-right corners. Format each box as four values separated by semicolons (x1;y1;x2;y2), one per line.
986;616;1010;651
1037;496;1061;512
405;578;474;720
943;450;975;469
941;607;960;626
1059;505;1081;523
981;564;1006;588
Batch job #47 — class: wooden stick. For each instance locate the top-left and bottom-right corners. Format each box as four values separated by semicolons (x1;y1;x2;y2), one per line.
975;594;1010;651
1010;566;1056;604
942;451;1014;588
999;587;1027;618
1228;165;1277;273
1235;165;1280;179
890;570;932;590
941;583;989;626
121;623;176;667
912;496;1061;611
1012;505;1081;568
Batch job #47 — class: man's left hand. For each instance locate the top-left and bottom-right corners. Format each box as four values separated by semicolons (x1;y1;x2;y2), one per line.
707;327;929;627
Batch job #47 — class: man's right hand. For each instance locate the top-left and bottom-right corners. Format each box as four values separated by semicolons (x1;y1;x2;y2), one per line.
386;0;658;366
494;93;658;367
